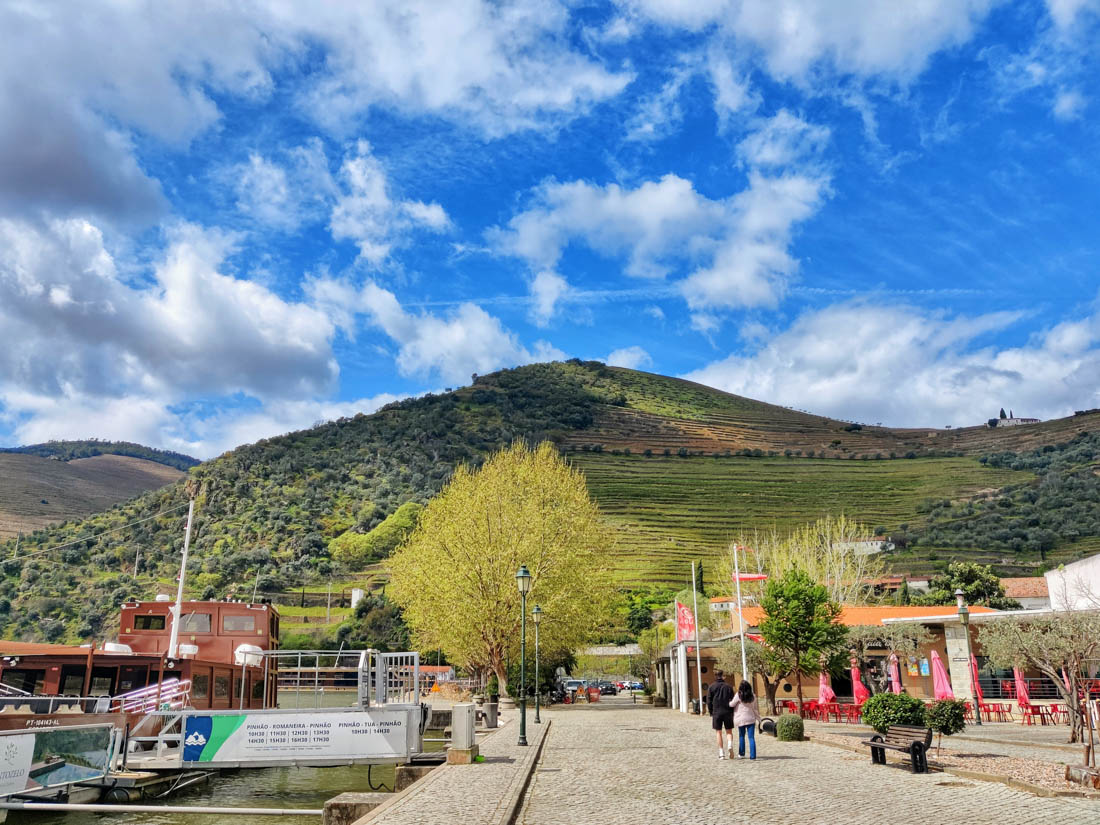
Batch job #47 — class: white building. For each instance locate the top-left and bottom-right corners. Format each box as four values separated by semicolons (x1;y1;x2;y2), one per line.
1000;577;1051;610
1045;554;1100;611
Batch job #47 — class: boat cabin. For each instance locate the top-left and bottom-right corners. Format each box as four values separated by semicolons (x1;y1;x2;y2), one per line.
0;599;280;716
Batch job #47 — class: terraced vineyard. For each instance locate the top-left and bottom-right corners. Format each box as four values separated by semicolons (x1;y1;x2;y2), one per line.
570;452;1032;586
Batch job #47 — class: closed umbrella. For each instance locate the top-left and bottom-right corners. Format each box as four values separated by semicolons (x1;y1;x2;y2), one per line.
888;654;902;695
819;671;836;703
930;650;954;700
1013;667;1031;707
851;666;871;705
969;655;984;704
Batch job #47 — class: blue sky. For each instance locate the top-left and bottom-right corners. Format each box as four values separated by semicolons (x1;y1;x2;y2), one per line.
1;0;1099;458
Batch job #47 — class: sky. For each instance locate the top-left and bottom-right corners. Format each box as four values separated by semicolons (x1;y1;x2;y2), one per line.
1;0;1099;459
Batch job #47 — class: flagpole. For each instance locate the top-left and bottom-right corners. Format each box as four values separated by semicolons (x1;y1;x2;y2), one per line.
691;561;703;714
734;544;748;682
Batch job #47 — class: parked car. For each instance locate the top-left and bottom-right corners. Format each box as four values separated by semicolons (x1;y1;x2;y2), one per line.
599;681;617;695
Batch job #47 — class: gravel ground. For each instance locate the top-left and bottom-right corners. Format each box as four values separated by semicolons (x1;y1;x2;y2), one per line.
809;728;1093;794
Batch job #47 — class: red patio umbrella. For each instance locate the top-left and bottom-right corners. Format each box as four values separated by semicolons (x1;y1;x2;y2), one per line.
888;654;902;695
1013;667;1031;707
851;666;871;705
970;654;984;704
819;671;837;703
930;650;954;700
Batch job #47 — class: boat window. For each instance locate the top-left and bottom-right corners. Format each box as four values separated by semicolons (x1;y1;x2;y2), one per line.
222;614;255;632
180;613;212;633
252;679;264;701
133;614;166;631
192;674;210;700
1;669;45;694
214;674;230;699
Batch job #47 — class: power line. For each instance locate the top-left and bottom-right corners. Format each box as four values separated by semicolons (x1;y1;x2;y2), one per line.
0;502;192;568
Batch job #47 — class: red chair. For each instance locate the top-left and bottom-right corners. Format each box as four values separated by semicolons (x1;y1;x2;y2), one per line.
1020;703;1048;726
844;704;863;724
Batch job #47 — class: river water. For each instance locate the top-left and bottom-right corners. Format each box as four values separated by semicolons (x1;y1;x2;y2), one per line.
8;692;446;825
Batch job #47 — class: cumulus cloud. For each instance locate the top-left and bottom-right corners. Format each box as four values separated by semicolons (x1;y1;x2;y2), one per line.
530;271;570;326
329;141;450;264
307;278;565;385
622;0;996;82
684;301;1100;427
0;1;629;224
230;139;337;231
606;346;653;369
1046;0;1100;27
491;110;829;319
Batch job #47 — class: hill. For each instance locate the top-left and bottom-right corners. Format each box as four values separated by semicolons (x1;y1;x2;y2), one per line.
2;360;1099;643
1;439;199;471
0;453;184;541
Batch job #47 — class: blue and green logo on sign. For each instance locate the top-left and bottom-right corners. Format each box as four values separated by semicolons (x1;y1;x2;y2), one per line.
182;715;246;762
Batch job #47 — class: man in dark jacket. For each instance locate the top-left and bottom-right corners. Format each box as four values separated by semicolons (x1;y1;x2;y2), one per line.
707;670;735;759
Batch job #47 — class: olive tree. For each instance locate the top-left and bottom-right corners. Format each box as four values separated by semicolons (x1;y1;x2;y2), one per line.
979;613;1100;747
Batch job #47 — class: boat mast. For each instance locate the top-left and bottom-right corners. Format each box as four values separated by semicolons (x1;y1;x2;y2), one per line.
166;498;195;660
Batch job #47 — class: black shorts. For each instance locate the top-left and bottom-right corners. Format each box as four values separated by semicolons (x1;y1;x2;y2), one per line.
711;713;734;731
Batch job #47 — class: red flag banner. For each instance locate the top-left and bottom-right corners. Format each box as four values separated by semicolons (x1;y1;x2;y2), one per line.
675;601;696;642
731;573;768;582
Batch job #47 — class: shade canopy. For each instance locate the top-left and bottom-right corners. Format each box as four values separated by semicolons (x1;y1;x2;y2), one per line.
819;672;837;703
930;650;954;700
1013;667;1031;707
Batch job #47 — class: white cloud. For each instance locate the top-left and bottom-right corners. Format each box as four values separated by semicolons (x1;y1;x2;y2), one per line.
0;2;630;223
530;271;570;327
606;345;653;370
492;111;829;319
684;301;1100;427
0;217;338;402
307;278;565;385
1046;0;1100;28
705;48;759;124
625;62;695;142
737;109;830;168
329;141;451;264
230;139;337;231
1053;89;1087;120
623;0;996;83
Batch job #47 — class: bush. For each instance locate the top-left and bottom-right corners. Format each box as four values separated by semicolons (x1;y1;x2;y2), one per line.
925;699;966;750
860;693;926;734
775;713;804;741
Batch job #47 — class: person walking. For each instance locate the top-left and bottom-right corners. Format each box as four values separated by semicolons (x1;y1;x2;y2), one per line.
729;680;760;760
706;669;735;759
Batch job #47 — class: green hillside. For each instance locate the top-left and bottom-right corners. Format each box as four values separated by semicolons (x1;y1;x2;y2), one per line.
1;360;1097;643
1;439;199;471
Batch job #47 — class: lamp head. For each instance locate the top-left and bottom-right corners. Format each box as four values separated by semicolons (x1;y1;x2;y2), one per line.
532;604;542;624
516;565;532;595
954;588;966;610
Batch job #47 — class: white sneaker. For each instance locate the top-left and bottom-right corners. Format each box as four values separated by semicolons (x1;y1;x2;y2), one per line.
717;748;725;760
735;753;744;759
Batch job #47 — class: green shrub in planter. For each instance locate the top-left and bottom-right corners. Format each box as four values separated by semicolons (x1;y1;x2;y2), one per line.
775;713;804;741
860;693;926;734
925;699;966;754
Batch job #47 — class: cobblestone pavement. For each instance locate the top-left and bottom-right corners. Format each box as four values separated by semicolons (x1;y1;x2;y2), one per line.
520;701;1099;825
370;712;541;825
806;719;1084;764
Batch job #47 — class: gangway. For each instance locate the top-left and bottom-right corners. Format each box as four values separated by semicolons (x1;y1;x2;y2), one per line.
125;649;428;770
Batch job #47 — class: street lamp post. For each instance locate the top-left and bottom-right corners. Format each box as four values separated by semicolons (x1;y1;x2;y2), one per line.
516;566;532;746
955;588;982;726
532;604;542;724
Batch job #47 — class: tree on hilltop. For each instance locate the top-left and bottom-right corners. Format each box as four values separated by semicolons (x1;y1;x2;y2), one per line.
912;562;1020;610
388;441;613;694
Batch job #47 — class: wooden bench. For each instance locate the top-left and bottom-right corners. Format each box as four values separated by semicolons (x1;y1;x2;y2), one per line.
860;725;933;773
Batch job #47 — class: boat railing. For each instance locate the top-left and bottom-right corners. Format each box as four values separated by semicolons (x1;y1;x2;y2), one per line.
257;649;420;709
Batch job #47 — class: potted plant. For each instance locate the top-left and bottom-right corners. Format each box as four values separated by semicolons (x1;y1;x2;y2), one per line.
641;684;655;704
925;699;966;755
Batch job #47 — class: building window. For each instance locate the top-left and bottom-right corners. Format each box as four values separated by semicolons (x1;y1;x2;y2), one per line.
134;615;166;631
222;614;256;632
180;613;212;633
192;674;210;700
214;675;230;699
252;680;264;701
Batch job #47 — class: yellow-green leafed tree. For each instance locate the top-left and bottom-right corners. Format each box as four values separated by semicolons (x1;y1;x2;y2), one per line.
387;441;613;694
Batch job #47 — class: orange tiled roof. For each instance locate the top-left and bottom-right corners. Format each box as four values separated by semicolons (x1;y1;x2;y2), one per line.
734;604;998;627
1000;577;1049;599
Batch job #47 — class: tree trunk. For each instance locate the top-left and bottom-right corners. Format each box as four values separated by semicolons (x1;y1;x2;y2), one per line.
764;680;779;715
795;667;804;716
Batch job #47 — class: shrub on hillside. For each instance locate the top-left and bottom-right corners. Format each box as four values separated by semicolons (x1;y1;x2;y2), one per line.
775;714;804;741
860;693;926;734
